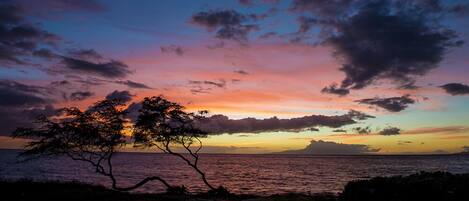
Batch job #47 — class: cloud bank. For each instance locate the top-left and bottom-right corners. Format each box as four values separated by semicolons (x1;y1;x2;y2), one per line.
304;1;464;93
105;90;134;103
0;80;58;135
191;9;259;42
197;110;374;134
440;83;469;95
379;126;401;135
356;95;415;112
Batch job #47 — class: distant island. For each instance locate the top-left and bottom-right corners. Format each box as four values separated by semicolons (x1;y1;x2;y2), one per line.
276;140;469;156
276;140;380;155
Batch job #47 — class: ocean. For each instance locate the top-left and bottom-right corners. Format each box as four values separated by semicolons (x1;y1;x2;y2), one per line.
1;149;468;195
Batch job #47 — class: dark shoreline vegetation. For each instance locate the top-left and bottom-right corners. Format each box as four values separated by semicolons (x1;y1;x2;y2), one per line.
2;172;469;201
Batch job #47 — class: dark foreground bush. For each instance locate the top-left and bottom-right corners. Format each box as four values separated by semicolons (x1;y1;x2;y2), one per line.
340;171;469;201
0;179;254;201
0;179;172;201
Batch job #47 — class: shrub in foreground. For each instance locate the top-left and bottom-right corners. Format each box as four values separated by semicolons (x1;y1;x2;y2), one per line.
340;171;469;201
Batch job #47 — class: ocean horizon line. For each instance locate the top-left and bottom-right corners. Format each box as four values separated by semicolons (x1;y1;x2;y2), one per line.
2;148;467;157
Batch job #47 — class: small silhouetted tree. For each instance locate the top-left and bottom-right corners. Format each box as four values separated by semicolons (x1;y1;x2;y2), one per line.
132;96;220;192
12;99;177;192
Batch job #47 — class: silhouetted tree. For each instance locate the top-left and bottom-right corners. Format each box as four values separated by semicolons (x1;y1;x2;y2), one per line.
12;99;178;192
132;96;219;191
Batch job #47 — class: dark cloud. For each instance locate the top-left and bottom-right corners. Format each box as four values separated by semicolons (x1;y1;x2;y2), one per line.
290;0;356;18
332;129;347;133
309;127;319;132
69;91;94;101
279;140;380;155
319;1;463;91
248;13;269;20
263;0;280;4
239;0;280;7
290;0;355;40
356;95;415;112
297;16;318;34
49;80;70;87
397;140;412;145
32;48;56;59
347;109;375;120
160;45;184;56
11;0;105;17
0;3;60;65
379;126;401;135
352;126;371;134
197;110;374;134
0;2;133;84
234;70;249;75
258;31;278;39
387;0;451;15
440;83;469;95
0;80;58;135
394;1;469;17
0;2;140;134
0;104;58;135
60;56;132;78
189;79;226;88
190;88;212;95
72;77;107;86
250;6;280;20
0;3;22;23
294;16;338;40
67;49;103;60
321;83;350;96
40;48;134;80
187;79;227;94
105;90;134;103
398;81;420;90
70;77;152;89
449;3;469;17
191;9;259;42
238;0;254;6
0;80;50;106
115;80;153;89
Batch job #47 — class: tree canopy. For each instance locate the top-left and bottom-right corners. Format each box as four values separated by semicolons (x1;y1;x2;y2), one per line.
12;96;221;193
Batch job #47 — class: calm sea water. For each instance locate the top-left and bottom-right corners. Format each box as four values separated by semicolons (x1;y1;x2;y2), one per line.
1;149;468;195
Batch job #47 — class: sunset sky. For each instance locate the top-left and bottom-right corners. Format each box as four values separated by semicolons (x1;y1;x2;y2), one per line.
1;0;469;154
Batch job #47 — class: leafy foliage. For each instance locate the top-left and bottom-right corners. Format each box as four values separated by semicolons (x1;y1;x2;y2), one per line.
133;96;207;149
133;96;220;191
12;99;175;192
13;99;127;162
11;96;220;193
